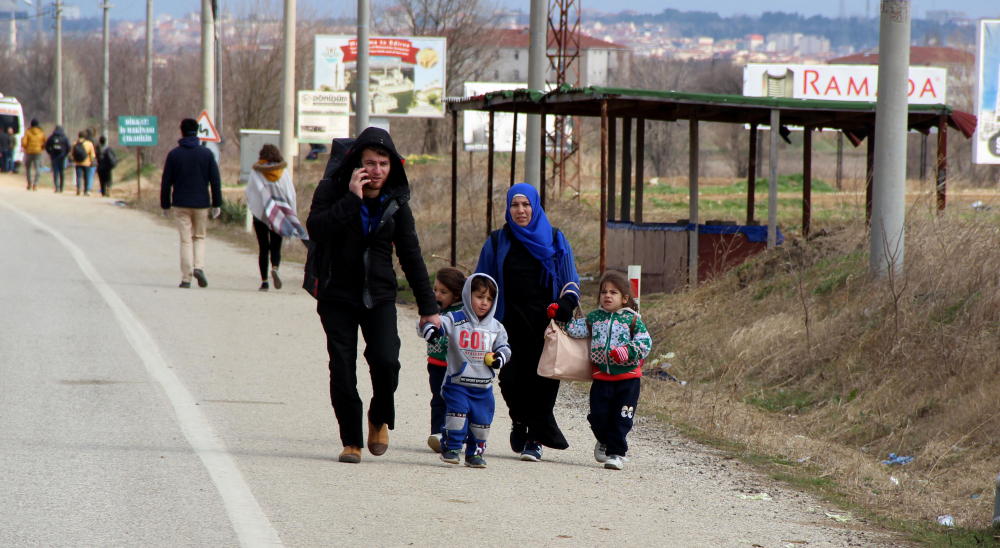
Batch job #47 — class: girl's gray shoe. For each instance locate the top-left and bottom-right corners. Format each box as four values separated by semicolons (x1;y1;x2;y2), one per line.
594;442;608;463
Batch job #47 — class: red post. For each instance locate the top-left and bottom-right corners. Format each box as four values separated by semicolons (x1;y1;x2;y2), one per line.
866;128;875;225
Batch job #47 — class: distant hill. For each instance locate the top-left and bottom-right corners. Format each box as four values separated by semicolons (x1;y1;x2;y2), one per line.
588;9;976;51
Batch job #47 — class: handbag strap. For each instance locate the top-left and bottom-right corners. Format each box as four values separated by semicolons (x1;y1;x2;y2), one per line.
559;282;584;320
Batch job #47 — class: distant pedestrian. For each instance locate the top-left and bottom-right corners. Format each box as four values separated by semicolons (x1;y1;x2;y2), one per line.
86;128;100;190
45;126;70;193
160;118;221;289
71;131;96;196
423;267;466;453
21;119;46;191
243;143;306;292
0;126;11;173
5;127;16;172
558;270;651;470
96;136;118;197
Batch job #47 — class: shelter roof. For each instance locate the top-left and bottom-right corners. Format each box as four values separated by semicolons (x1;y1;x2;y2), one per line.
448;85;975;139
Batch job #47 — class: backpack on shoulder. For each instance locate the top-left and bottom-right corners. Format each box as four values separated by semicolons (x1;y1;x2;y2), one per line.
303;137;355;299
71;142;88;163
103;147;119;168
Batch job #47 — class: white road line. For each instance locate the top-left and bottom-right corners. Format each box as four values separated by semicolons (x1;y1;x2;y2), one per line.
2;199;284;548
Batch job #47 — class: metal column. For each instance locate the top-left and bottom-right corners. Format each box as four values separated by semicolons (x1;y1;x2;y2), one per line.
486;111;495;235
450;110;458;266
936;114;948;213
767;109;780;249
635;118;645;223
145;0;153;115
102;0;111;138
689;113;699;287
866;128;875;224
524;0;546;189
869;0;911;276
279;0;297;170
55;0;62;126
356;0;370;132
200;0;214;117
607;117;616;221
747;123;758;224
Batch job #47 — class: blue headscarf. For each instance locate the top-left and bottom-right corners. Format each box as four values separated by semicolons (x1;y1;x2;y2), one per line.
505;183;566;289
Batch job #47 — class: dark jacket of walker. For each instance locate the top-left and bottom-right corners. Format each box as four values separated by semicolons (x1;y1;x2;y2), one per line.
306;127;436;316
159;136;222;210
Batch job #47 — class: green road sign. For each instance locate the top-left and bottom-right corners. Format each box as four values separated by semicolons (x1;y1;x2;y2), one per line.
118;116;158;146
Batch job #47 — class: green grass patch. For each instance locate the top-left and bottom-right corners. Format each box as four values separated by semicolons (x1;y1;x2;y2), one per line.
744;389;815;414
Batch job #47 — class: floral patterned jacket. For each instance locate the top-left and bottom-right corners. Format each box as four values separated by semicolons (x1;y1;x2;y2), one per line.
562;308;652;376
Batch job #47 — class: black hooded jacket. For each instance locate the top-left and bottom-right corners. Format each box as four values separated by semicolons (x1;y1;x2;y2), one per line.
306;128;436;315
44;126;71;162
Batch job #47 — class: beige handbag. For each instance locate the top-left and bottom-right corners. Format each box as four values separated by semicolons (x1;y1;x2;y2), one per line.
537;283;594;383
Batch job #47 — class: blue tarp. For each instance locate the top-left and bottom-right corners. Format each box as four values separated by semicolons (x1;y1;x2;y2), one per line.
606;222;785;245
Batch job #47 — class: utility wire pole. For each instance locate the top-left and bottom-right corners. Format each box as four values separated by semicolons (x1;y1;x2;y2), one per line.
55;0;62;126
145;0;152;115
279;0;295;172
355;0;369;133
870;0;911;276
200;0;214;118
524;0;546;189
102;0;110;138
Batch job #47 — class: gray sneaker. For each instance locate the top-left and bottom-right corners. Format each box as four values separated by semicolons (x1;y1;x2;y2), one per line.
193;269;208;288
594;442;608;463
271;267;282;289
604;455;625;470
464;454;487;468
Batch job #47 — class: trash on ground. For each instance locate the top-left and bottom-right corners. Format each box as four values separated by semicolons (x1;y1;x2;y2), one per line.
739;492;772;501
881;453;913;466
972;494;981;499
937;515;954;527
797;456;811;463
109;200;128;207
890;476;899;485
825;512;852;522
971;200;992;211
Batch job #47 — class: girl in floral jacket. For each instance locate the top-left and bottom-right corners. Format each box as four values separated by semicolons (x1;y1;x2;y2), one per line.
554;271;651;470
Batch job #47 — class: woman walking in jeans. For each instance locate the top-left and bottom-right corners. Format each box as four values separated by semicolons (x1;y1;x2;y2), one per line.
244;144;307;291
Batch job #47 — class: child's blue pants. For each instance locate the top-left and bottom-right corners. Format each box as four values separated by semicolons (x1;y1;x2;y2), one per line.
588;378;640;457
441;383;495;455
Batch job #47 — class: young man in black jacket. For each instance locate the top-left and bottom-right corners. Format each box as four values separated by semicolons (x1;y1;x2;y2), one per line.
160;118;222;289
307;127;439;464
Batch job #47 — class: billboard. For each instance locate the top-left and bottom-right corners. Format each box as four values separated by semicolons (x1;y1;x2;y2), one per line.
463;82;568;153
298;91;350;144
744;64;947;105
314;35;446;118
974;20;1000;164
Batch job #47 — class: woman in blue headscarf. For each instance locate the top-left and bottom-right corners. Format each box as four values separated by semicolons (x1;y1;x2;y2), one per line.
475;183;580;461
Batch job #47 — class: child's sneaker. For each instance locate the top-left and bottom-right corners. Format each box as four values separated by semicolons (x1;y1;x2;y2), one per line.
440;450;460;464
520;441;543;462
464;454;487;468
594;442;608;463
427;433;443;453
604;455;625;470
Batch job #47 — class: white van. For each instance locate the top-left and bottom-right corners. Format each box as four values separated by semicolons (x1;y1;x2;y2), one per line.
0;94;26;167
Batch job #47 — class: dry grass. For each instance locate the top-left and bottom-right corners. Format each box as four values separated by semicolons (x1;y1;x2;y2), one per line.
638;199;1000;530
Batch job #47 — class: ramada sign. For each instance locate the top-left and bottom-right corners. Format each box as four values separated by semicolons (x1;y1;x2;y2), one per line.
339;38;421;64
744;64;947;105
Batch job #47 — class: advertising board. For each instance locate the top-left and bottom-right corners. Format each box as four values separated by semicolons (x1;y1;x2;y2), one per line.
973;20;1000;164
298;91;351;144
743;64;947;105
314;35;446;118
463;82;567;153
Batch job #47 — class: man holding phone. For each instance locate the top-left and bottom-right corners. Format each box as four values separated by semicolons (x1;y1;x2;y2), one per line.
307;127;440;464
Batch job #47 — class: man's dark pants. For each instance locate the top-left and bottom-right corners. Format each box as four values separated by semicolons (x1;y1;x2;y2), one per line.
317;299;401;448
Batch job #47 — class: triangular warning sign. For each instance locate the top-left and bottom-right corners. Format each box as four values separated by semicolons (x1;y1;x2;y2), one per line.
196;110;221;142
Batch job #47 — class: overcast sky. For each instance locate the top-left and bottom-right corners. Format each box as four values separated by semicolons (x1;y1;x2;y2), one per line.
73;0;1000;24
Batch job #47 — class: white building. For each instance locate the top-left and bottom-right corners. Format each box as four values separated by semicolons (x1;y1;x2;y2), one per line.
488;28;631;88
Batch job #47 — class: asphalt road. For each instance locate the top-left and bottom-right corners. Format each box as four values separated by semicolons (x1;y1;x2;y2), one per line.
0;174;904;548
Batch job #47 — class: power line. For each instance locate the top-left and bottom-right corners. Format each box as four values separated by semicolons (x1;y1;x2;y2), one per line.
0;10;53;22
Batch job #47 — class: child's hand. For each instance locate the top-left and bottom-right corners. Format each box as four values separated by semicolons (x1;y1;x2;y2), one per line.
349;167;370;198
484;352;505;369
420;322;442;342
610;346;629;364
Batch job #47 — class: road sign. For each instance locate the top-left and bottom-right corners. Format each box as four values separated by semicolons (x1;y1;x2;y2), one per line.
196;110;221;142
117;116;158;146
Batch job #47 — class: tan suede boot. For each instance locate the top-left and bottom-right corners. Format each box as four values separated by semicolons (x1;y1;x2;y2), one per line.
367;421;389;456
338;445;362;463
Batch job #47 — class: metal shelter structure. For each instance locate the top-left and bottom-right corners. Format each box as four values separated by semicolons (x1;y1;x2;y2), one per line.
446;86;975;284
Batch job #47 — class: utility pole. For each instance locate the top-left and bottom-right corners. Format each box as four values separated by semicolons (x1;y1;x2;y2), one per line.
355;0;369;133
200;0;214;119
145;0;153;115
55;0;62;126
870;0;911;276
102;0;110;138
279;0;295;172
524;0;546;189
